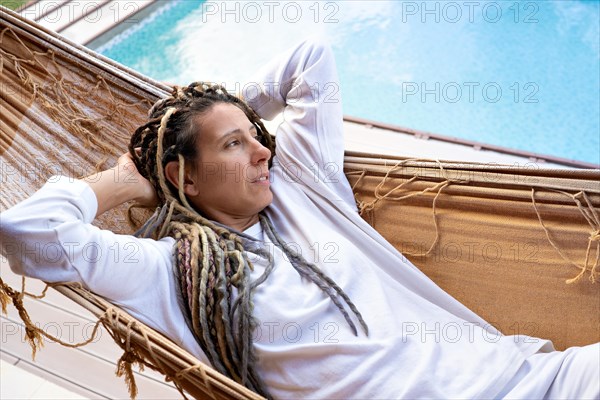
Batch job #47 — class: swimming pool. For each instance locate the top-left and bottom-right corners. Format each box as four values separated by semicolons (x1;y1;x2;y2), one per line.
95;0;600;165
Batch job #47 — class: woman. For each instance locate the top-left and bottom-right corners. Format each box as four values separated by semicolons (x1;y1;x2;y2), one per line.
1;38;598;399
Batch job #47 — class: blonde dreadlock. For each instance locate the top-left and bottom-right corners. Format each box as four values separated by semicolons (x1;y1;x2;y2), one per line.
129;82;368;398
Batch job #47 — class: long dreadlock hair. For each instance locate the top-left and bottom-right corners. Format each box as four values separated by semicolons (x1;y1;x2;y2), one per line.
128;82;368;398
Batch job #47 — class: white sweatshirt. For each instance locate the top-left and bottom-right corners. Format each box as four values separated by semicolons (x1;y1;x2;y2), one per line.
0;38;551;399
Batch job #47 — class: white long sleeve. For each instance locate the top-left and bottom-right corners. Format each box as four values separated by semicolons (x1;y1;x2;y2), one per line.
243;36;357;210
0;176;207;363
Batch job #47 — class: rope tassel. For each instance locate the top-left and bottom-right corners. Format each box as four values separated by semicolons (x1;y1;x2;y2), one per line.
116;350;143;400
0;283;10;315
0;277;44;359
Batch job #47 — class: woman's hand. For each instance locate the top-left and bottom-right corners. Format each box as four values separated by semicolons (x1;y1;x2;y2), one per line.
115;152;158;207
83;151;158;217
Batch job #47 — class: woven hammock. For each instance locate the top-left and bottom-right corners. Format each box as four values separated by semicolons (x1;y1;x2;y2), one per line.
1;7;599;400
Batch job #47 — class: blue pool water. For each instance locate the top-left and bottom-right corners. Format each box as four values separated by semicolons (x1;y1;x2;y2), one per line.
96;1;600;164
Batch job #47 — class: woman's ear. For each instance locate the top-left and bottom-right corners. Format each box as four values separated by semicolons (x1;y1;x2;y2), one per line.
164;160;200;196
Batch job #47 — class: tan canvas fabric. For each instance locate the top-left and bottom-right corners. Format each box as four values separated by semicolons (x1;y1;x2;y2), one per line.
346;157;599;351
1;8;598;399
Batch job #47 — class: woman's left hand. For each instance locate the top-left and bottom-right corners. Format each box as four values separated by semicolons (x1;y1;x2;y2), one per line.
83;151;158;217
115;151;158;207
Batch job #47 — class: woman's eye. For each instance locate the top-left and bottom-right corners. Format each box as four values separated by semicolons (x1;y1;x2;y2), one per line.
226;140;240;148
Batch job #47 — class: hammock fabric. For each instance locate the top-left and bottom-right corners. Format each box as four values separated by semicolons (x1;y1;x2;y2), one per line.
1;7;599;400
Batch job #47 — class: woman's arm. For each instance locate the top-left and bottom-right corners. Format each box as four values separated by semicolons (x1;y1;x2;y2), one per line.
0;154;202;357
243;37;355;207
0;153;166;301
83;152;157;217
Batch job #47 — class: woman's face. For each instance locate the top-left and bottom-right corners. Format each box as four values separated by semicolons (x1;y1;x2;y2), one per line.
183;102;273;230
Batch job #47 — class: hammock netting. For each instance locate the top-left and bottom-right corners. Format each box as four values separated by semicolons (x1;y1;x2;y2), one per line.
1;7;598;400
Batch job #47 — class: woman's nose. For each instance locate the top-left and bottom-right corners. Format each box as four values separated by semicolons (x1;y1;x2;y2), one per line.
251;138;271;165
